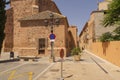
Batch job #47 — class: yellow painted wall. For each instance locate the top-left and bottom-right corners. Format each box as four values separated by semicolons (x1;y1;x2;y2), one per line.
89;41;120;67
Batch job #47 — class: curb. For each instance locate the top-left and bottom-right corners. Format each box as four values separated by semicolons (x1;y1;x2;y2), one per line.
0;58;20;63
84;50;120;69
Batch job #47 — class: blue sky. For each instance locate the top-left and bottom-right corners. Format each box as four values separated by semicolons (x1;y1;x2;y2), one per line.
54;0;104;34
6;0;104;34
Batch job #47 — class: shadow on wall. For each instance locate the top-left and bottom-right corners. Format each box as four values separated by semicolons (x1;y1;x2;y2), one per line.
102;42;110;56
67;31;76;56
69;31;76;47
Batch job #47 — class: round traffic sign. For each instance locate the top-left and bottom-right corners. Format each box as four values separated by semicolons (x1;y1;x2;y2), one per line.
49;33;56;39
60;48;64;58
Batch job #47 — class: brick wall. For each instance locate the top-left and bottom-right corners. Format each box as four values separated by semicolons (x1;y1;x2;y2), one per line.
3;8;14;52
18;18;68;56
68;26;78;47
5;0;77;57
11;0;37;51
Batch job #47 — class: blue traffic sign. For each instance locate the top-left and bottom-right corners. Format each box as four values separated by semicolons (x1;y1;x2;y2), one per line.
49;33;56;39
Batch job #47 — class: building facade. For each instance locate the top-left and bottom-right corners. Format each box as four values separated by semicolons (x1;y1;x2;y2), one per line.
79;0;115;50
3;0;78;57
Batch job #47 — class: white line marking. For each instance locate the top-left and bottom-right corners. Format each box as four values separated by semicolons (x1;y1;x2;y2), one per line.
85;50;120;69
85;50;116;65
0;62;28;74
33;63;55;80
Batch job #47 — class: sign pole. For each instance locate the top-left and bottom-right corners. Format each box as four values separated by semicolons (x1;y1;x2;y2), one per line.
60;58;64;80
49;33;56;62
60;49;64;80
51;42;55;62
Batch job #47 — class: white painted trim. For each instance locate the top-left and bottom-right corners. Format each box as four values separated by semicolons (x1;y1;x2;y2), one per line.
32;5;39;8
50;39;55;42
47;47;65;50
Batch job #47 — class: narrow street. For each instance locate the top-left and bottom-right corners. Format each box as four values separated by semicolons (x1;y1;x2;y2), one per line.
37;51;120;80
0;51;120;80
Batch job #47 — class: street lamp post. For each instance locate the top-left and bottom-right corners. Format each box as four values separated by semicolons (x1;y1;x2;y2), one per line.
51;40;55;62
44;13;60;62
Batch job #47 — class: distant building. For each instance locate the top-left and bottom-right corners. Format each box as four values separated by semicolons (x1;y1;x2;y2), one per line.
3;0;78;57
79;0;115;49
98;0;112;11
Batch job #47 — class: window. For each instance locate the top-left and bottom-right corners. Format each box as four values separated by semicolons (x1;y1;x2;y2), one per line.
39;38;46;49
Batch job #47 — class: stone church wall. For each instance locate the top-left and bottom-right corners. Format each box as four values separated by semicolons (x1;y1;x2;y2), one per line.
3;0;77;57
3;8;14;52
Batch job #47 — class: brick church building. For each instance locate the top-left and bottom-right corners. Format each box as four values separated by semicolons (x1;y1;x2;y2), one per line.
3;0;78;57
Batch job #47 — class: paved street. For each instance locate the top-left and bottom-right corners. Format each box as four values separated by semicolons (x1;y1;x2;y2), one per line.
0;51;120;80
38;51;120;80
0;61;51;80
